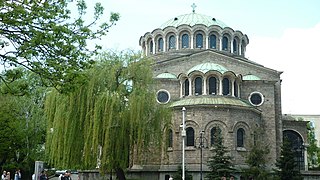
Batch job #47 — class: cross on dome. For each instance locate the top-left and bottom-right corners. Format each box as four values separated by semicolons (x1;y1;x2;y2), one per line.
191;3;197;13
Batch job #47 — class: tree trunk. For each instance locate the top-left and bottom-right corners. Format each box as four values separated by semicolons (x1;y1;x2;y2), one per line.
115;167;126;180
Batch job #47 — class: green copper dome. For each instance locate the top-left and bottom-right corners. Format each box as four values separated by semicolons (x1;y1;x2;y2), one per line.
155;72;177;79
160;12;227;29
187;62;228;75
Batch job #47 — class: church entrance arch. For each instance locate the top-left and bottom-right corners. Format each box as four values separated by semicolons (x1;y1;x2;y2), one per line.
283;130;305;171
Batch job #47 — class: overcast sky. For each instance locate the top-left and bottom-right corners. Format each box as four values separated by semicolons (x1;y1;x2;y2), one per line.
79;0;320;115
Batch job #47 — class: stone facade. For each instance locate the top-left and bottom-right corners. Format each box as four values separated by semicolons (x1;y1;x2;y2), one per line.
128;10;308;180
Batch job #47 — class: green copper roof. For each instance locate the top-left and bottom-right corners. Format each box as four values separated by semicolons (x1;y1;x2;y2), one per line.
155;72;177;79
160;12;227;29
170;96;252;108
243;74;261;80
187;62;228;75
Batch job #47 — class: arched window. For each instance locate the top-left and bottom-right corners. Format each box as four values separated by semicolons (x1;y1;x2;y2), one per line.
237;128;245;147
283;130;305;170
233;39;237;53
182;34;189;48
184;79;189;96
209;34;216;49
169;35;176;49
222;36;228;50
234;81;238;97
195;77;202;95
186;127;194;146
149;40;153;53
222;77;230;95
211;127;221;146
209;77;217;95
196;33;203;48
158;38;163;52
168;129;173;148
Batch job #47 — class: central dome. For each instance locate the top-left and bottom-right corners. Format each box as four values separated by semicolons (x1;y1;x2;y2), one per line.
160;12;228;29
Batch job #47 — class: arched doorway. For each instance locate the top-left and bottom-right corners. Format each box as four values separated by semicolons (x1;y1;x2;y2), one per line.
283;130;305;171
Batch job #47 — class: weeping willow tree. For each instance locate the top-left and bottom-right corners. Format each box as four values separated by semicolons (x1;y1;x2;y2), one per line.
45;51;171;179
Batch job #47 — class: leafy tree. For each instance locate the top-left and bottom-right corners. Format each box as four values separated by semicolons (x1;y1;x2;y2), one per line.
275;137;302;180
207;130;234;180
242;129;272;180
44;51;171;180
0;0;119;93
306;122;320;168
0;70;47;177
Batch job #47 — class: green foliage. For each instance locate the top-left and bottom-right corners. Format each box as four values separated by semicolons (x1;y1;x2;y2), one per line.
45;51;171;174
242;129;272;180
0;70;47;177
275;138;302;180
306;122;320;168
173;165;192;180
207;131;235;180
0;0;119;93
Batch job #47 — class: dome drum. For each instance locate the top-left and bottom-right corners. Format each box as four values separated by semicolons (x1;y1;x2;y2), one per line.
139;12;249;57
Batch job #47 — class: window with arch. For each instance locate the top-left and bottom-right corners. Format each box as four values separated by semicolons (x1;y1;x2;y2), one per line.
210;126;221;146
195;77;202;95
209;77;217;95
186;127;194;146
182;34;189;48
283;130;305;170
168;129;173;148
237;128;245;147
222;36;228;50
158;38;163;52
196;33;203;48
233;39;237;53
149;40;153;53
222;77;230;95
184;79;189;96
209;34;216;49
169;35;176;49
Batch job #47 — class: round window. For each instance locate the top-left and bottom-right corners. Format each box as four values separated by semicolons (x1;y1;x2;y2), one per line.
249;92;264;106
157;90;170;104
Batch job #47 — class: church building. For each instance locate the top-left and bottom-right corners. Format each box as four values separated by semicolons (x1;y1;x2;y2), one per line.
133;5;308;180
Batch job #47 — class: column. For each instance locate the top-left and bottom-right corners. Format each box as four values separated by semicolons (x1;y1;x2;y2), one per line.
203;77;207;95
145;45;148;56
180;80;183;98
163;37;166;52
190;34;194;49
176;35;179;50
231;37;234;53
152;38;156;54
219;37;222;51
231;79;235;96
219;78;223;95
205;35;209;49
188;77;192;96
239;42;242;56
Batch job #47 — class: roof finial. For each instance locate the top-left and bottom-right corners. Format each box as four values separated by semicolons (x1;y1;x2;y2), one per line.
191;3;197;13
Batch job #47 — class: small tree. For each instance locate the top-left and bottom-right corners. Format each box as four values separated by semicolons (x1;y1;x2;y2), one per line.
173;165;192;180
243;130;272;180
275;137;302;180
207;131;234;180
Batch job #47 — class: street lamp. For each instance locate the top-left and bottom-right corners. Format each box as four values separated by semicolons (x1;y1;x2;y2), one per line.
181;107;186;180
195;131;208;180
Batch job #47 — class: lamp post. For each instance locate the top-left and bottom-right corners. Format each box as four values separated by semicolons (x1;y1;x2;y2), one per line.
195;131;208;180
181;107;186;180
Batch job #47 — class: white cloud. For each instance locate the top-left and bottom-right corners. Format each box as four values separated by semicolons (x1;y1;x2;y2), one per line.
247;23;320;115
